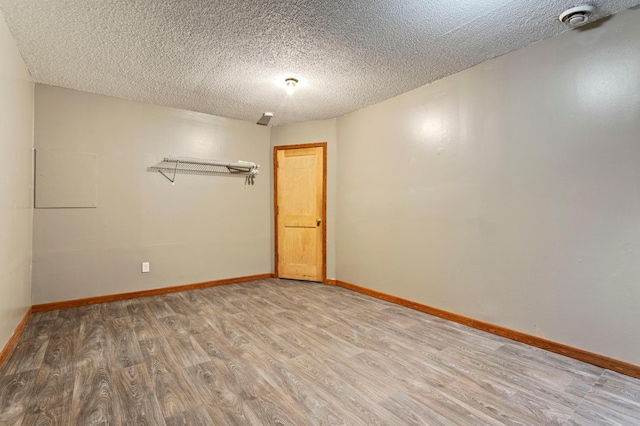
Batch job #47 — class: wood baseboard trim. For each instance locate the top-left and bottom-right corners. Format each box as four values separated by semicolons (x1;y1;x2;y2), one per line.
334;279;640;380
32;273;274;313
324;278;337;285
0;307;32;367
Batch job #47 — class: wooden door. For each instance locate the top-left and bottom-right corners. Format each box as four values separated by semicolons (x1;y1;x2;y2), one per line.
275;144;326;282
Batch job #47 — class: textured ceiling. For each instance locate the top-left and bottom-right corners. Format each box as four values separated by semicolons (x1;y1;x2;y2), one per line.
1;1;638;126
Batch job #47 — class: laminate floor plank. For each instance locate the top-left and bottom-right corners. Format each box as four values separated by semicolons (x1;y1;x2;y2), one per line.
164;293;192;315
19;319;55;342
146;297;177;318
182;289;211;310
243;309;299;335
592;370;640;404
166;334;210;368
158;315;189;337
25;335;75;418
380;392;457;426
354;350;459;393
445;376;561;425
20;406;70;426
506;390;572;425
127;302;165;341
283;332;397;403
229;296;284;316
405;322;505;353
497;341;605;379
203;315;259;357
51;310;82;339
164;405;213;426
288;354;395;426
75;304;102;318
112;364;166;426
3;278;640;425
444;345;576;392
184;360;262;424
30;310;59;323
138;337;202;418
211;352;290;422
102;300;130;318
326;322;434;362
246;346;328;414
302;326;364;358
308;405;361;426
0;370;39;425
276;309;347;334
232;313;301;361
405;384;506;426
198;289;246;316
565;375;600;400
568;398;640;426
110;329;144;369
582;371;640;422
435;346;584;411
458;342;576;389
341;319;447;360
244;393;314;426
181;313;214;335
0;338;49;376
70;361;118;426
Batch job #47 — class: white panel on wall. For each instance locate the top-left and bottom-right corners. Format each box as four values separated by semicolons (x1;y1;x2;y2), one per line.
35;149;98;208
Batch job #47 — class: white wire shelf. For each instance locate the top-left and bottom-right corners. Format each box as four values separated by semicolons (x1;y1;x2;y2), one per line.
147;157;259;185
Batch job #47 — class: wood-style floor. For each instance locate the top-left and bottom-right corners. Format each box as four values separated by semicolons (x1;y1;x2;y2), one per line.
1;279;640;425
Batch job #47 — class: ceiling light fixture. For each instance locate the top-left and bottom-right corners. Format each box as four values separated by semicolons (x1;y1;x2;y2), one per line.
285;77;298;95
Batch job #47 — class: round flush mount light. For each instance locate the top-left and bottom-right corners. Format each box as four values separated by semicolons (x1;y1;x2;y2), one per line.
285;77;298;94
559;5;597;27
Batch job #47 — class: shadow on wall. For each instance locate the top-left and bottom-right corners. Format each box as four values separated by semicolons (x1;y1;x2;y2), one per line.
575;14;612;32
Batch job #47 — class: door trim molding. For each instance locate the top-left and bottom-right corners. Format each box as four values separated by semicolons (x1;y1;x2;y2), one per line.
274;142;327;282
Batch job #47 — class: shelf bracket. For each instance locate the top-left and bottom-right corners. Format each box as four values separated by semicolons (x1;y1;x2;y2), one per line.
158;159;179;183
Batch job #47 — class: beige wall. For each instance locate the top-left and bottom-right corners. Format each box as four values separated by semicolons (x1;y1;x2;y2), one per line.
270;119;337;279
0;12;33;348
336;8;640;365
33;85;271;303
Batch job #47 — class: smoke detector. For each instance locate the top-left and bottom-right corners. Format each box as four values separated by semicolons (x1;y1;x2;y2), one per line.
559;5;597;26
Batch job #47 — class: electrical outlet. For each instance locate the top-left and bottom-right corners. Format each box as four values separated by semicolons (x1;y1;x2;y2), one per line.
142;262;150;273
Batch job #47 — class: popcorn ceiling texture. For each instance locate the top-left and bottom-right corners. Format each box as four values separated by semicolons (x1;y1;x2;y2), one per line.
0;0;638;126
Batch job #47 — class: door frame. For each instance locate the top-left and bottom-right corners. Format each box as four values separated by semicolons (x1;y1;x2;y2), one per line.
273;142;327;283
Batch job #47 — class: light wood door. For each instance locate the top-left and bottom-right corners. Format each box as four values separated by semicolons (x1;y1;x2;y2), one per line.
275;145;325;282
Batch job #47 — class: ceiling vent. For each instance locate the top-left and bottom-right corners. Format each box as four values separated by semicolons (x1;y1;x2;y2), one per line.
559;5;597;27
257;112;273;126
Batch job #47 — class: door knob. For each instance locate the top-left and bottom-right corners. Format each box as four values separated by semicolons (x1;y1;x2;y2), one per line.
316;218;322;226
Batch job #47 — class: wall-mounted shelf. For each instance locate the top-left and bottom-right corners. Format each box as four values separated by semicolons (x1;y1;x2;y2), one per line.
148;156;259;185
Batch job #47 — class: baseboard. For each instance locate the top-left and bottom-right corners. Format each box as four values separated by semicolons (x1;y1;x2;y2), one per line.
334;279;640;380
324;278;337;285
0;307;32;368
32;273;274;313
